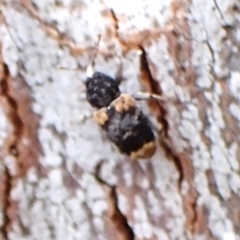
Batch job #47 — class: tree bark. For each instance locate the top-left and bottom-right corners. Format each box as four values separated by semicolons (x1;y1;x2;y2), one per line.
0;0;240;239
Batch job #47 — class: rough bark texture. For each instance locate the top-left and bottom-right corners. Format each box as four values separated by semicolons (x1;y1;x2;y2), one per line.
0;0;240;239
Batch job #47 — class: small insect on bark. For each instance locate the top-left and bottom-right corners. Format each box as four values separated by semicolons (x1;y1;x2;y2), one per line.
85;36;161;160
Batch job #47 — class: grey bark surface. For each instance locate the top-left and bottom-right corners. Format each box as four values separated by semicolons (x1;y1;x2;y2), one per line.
0;0;240;240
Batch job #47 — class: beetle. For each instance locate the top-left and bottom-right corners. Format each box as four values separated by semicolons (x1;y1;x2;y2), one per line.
85;36;161;159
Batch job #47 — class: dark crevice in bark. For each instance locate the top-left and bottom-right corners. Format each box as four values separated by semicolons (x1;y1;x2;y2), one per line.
0;63;23;239
205;38;216;73
168;10;200;233
138;46;184;187
160;142;184;188
1;167;12;240
108;8;138;53
1;57;42;172
1;65;24;143
109;8;119;37
1;64;28;174
138;46;166;130
94;162;134;240
213;0;230;27
190;194;198;234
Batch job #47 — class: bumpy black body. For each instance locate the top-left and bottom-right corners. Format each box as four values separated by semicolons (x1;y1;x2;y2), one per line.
86;72;120;109
86;69;156;159
93;94;156;159
105;105;155;156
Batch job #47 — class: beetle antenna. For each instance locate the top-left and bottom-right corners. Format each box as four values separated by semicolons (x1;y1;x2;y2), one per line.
86;34;101;77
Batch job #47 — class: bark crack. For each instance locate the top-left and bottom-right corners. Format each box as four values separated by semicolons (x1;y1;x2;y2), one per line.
138;46;184;187
1;166;12;240
1;64;24;147
138;43;199;234
0;63;23;239
109;8;119;38
190;194;198;234
213;0;229;27
94;162;134;240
